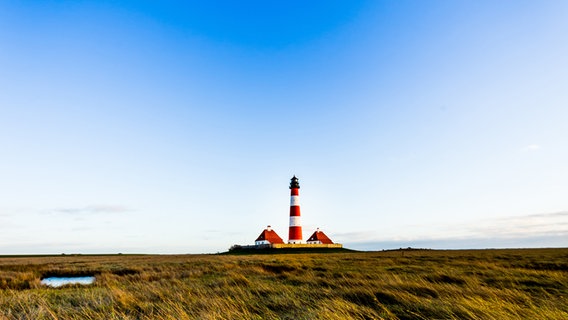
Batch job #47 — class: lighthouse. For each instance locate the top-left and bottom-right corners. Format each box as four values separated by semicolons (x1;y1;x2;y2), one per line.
288;175;303;244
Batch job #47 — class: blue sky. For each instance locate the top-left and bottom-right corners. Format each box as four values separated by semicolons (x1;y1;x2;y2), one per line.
1;1;567;253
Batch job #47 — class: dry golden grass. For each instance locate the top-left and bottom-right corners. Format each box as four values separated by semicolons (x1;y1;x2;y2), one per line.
0;248;566;319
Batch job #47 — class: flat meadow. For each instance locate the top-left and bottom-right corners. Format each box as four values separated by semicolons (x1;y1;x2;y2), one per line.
0;248;566;319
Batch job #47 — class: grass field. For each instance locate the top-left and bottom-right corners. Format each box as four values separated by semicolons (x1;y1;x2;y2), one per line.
0;248;567;319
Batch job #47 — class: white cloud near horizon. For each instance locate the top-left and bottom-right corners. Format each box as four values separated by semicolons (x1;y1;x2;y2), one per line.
334;211;568;249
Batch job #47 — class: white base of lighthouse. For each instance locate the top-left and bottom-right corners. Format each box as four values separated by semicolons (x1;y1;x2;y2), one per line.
288;240;303;244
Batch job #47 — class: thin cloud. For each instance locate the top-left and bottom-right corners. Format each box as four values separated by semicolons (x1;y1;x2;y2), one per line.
522;144;541;152
525;211;568;218
51;205;133;215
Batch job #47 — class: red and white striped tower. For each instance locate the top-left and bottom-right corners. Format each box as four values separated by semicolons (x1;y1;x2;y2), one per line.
288;175;303;244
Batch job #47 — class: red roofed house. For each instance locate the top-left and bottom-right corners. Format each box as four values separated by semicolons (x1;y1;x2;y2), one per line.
306;228;334;244
255;226;285;245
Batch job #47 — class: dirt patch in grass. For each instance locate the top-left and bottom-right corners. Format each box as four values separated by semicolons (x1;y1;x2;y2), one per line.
260;264;298;274
426;274;466;285
374;291;402;305
110;268;140;276
343;290;381;310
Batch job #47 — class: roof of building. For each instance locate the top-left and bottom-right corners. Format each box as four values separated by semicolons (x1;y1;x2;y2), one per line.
255;227;285;244
307;229;334;244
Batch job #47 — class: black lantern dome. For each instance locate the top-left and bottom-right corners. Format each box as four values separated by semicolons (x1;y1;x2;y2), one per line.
290;175;300;189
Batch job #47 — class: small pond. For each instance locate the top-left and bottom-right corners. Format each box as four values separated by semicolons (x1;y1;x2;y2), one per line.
41;276;95;287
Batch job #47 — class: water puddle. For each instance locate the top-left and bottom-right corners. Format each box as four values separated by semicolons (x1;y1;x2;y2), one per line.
41;276;95;287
